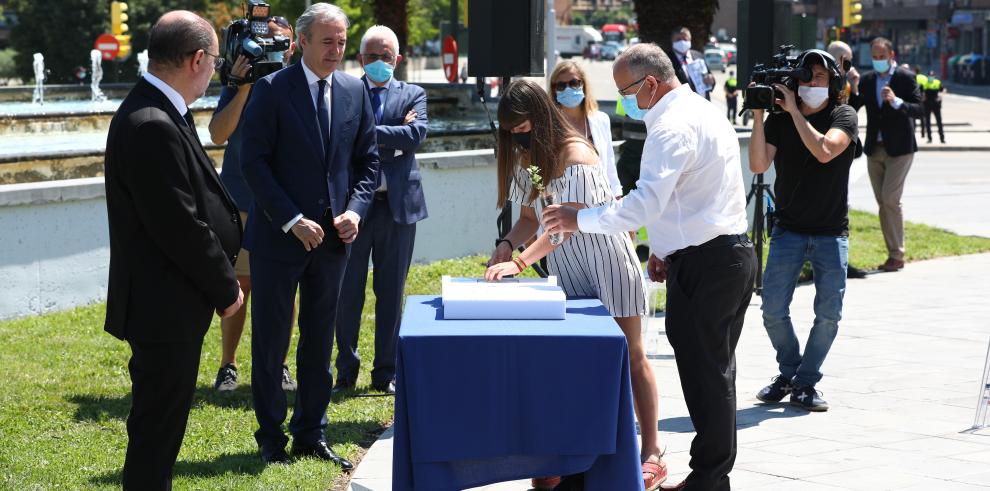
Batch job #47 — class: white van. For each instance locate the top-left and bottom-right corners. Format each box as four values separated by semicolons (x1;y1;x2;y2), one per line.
555;25;603;58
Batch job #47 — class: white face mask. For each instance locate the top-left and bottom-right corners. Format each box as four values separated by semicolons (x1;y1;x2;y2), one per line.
673;40;691;54
798;86;829;108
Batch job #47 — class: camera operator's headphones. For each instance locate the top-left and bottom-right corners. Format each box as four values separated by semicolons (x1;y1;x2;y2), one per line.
796;49;843;101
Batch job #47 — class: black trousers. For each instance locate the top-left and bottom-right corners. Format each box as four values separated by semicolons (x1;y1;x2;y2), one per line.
726;97;738;123
924;102;944;142
665;239;756;491
122;339;203;491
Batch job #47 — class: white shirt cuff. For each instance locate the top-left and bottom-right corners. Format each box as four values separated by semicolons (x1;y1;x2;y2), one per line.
577;206;607;234
892;97;904;109
282;213;303;233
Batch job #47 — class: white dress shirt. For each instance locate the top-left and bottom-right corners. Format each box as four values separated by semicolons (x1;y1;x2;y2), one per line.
577;84;749;259
143;72;189;120
587;110;623;196
283;62;335;233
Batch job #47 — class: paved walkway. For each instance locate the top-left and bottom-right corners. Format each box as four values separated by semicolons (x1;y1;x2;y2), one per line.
350;251;990;490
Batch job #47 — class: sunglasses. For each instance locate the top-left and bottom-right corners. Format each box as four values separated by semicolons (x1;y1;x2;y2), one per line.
553;78;584;92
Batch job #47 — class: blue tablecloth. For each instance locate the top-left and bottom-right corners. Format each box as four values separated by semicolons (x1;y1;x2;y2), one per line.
392;295;644;490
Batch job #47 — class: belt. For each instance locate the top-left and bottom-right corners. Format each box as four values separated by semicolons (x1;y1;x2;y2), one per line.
668;234;751;261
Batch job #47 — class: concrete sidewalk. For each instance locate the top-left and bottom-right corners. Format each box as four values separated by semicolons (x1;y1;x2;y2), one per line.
349;252;990;490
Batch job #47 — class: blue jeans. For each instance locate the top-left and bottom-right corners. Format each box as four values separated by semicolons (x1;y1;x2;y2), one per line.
761;227;848;388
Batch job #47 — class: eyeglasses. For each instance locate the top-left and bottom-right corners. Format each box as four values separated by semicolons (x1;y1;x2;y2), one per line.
553;78;584;92
188;49;225;69
271;16;291;29
362;53;395;63
618;75;648;95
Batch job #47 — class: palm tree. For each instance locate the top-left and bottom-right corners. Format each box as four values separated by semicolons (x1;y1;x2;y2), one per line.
635;0;719;51
372;0;410;80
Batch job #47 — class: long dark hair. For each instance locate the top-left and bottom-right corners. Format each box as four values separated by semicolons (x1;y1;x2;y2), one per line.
496;79;583;206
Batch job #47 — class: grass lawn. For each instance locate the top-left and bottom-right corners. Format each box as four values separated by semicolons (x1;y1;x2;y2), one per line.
1;210;987;489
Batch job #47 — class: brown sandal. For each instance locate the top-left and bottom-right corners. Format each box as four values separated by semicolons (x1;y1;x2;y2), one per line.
642;458;668;491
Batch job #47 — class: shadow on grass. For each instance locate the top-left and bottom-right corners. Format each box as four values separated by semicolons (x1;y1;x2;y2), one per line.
68;384;270;422
89;450;266;486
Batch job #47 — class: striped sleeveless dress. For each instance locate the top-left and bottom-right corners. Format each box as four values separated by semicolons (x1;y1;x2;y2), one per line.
509;163;648;318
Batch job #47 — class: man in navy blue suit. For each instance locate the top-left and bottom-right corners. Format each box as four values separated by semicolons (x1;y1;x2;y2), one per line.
333;25;428;396
240;2;379;466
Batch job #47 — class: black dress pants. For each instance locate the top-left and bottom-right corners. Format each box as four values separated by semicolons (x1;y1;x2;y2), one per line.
122;339;203;491
665;239;756;491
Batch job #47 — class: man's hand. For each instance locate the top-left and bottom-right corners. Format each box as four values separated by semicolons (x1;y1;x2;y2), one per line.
333;210;361;244
488;241;513;266
542;204;579;235
881;86;896;105
291;218;325;251
772;83;799;115
403;110;417;125
228;55;252;87
846;66;860;91
218;286;244;318
647;254;669;283
703;73;715;89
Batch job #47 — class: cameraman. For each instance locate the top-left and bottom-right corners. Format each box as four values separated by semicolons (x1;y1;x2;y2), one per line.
207;15;296;392
748;50;858;413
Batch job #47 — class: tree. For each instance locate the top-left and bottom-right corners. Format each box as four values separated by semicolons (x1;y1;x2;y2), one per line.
634;0;719;51
9;0;110;84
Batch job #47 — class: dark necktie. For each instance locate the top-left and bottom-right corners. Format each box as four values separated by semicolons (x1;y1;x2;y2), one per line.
371;86;385;124
316;79;331;159
183;110;195;128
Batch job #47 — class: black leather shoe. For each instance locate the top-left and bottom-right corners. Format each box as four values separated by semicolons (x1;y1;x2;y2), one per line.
847;265;868;279
291;441;353;470
372;379;396;394
261;448;291;465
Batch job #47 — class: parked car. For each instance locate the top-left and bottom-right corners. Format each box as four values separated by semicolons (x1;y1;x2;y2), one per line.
601;41;625;61
718;43;737;65
704;48;727;72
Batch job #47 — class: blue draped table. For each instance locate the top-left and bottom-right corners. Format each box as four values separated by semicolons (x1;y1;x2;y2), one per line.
391;295;644;490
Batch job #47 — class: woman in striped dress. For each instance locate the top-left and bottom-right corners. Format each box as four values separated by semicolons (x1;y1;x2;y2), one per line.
485;80;667;490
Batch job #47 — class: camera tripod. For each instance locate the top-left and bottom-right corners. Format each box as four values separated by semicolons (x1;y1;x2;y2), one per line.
745;173;776;295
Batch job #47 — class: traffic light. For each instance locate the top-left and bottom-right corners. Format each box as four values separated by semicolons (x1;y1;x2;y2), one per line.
842;0;862;26
111;2;131;59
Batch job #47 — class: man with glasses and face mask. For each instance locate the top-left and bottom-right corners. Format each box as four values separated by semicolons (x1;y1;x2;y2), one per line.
208;15;297;394
749;50;860;413
333;25;428;396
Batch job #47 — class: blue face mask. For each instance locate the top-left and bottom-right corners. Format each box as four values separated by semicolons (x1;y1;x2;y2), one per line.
872;59;890;73
619;79;655;121
556;87;585;108
364;60;394;84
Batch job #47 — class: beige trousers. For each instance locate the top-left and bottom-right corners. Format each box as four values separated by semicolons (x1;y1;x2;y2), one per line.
867;145;914;261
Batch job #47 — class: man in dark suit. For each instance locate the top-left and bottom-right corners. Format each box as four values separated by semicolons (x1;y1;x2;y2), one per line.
240;2;378;466
848;37;923;272
103;11;243;490
664;27;714;99
333;25;428;396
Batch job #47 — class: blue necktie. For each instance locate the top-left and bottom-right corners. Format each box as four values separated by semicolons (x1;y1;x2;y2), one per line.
316;79;331;159
371;86;385;124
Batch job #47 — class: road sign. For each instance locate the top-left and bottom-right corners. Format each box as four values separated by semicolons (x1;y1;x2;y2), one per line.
94;33;120;61
442;35;458;84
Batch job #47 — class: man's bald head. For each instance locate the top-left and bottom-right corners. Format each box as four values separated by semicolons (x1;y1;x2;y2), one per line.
148;10;217;71
827;41;852;62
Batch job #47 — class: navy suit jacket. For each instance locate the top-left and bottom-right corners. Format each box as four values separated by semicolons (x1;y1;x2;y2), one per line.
241;63;380;261
364;75;429;225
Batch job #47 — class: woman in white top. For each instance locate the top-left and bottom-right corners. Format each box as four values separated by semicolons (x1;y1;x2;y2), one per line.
485;80;667;490
548;60;623;197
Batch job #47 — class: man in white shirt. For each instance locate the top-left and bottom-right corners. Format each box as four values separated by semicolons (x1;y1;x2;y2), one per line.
543;43;756;491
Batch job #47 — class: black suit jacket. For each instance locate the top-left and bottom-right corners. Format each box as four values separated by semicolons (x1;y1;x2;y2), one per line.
848;66;924;157
664;48;708;93
103;78;242;343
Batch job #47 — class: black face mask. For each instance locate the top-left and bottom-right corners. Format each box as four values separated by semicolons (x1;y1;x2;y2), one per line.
512;131;532;150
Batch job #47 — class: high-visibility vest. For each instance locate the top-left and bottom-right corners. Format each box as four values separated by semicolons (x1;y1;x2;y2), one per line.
916;73;929;90
727;77;738;89
928;78;942;90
